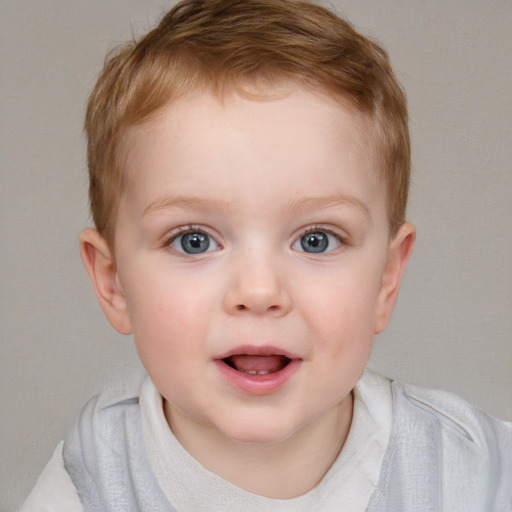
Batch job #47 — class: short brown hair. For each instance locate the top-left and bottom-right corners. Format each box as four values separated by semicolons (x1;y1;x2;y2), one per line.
85;0;409;242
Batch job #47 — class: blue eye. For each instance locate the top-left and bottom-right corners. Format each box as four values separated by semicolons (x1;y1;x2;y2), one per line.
170;231;218;254
293;230;342;254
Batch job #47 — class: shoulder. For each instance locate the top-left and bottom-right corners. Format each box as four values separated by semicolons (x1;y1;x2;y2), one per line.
63;367;149;478
367;376;512;509
20;369;149;512
391;379;512;502
19;442;84;512
68;366;148;444
394;378;512;448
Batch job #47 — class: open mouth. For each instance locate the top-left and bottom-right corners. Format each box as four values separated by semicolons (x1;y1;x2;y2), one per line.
222;354;292;375
216;348;301;393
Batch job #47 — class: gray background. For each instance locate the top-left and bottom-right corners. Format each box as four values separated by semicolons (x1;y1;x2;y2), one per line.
2;1;511;510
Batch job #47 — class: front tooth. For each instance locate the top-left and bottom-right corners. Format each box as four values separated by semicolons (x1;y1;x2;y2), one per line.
240;369;269;375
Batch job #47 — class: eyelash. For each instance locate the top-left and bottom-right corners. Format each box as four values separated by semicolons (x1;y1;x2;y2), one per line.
299;225;344;240
162;225;220;249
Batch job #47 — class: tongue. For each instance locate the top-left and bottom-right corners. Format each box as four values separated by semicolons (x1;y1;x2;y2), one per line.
229;355;289;374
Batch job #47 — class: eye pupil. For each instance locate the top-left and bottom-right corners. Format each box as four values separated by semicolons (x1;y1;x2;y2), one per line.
301;232;328;253
181;232;210;254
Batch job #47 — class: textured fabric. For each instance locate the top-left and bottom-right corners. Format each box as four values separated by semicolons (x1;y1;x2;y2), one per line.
367;381;512;511
140;369;392;511
62;373;176;512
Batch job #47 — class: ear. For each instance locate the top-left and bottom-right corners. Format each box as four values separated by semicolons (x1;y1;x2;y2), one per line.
79;228;132;335
374;222;416;334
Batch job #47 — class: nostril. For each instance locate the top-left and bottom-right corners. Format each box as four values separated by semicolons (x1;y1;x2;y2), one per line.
224;285;292;316
235;303;280;312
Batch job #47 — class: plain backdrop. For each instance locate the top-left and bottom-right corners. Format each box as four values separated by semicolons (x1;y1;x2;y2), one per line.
1;1;511;510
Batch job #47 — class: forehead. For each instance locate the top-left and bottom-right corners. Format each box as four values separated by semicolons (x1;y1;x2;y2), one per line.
119;87;384;219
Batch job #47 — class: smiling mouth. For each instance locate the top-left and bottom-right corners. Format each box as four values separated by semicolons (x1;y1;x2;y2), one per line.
222;354;292;375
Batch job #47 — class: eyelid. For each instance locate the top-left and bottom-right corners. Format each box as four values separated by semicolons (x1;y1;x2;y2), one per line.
297;224;347;242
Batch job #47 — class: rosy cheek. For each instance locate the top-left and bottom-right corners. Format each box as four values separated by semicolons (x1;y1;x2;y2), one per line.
157;301;175;321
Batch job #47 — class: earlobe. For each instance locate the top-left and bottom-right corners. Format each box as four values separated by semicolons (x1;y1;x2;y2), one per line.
79;228;132;335
374;222;416;334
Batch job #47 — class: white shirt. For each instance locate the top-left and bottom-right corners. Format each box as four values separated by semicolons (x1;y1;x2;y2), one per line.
141;369;392;511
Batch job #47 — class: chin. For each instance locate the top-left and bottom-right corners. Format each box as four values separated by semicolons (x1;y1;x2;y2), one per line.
218;416;302;447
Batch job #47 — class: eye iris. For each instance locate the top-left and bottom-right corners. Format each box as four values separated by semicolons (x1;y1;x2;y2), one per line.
300;232;328;253
181;232;210;254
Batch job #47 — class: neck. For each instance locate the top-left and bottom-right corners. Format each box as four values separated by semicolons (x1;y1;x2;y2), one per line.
165;393;353;499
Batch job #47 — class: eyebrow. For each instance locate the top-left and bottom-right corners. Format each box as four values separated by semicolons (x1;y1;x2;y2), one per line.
284;195;372;220
142;193;371;219
142;195;232;217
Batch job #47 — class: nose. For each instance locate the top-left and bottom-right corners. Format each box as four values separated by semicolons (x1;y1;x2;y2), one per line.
222;254;292;317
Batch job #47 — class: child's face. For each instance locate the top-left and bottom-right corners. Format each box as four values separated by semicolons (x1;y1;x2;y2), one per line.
84;87;413;448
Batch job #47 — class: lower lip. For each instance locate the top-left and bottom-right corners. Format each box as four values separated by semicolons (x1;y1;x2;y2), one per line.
214;359;301;395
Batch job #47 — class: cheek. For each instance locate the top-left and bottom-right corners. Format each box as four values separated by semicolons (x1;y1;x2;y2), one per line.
126;270;219;359
130;289;205;389
123;280;180;353
299;266;382;349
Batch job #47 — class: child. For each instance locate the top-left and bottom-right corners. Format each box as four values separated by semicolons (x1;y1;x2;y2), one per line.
21;0;512;510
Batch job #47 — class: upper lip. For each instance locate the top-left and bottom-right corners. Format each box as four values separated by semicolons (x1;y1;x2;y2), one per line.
214;344;302;361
